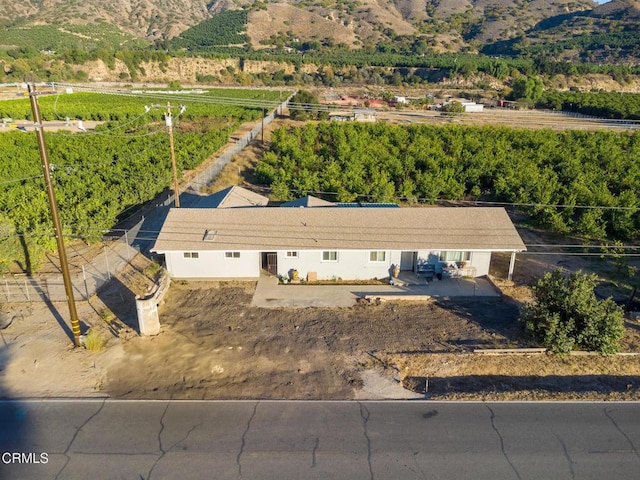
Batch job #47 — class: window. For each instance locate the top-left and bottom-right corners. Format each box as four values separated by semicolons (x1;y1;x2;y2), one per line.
369;251;386;262
285;251;298;258
322;251;338;262
183;252;199;259
439;251;471;263
225;252;241;258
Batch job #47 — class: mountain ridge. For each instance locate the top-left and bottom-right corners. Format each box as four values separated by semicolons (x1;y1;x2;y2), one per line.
0;0;637;63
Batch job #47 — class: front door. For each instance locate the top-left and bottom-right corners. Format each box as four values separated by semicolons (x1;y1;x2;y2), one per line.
400;251;415;270
263;252;277;275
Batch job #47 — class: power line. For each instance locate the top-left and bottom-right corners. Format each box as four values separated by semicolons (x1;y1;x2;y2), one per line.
243;186;640;212
0;175;44;186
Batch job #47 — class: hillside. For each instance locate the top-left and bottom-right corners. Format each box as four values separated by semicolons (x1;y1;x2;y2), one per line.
0;0;212;39
0;0;598;52
1;0;638;66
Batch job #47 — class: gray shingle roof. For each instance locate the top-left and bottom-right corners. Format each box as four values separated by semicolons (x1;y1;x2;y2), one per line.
152;207;526;252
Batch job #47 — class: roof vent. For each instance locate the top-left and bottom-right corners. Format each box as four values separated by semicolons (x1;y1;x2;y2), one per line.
203;229;217;241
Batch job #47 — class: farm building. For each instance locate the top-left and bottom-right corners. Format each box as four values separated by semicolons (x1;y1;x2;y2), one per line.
461;102;484;113
443;98;485;112
329;108;377;122
151;203;526;281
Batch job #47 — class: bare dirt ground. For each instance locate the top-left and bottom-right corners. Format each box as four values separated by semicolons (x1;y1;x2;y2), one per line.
102;274;640;401
2;270;639;400
105;281;522;400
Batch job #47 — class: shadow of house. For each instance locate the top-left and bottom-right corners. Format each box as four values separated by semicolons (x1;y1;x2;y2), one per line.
129;205;171;256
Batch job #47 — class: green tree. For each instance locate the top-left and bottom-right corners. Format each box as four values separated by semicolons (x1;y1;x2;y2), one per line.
520;269;625;355
289;90;326;121
441;101;465;113
509;76;544;103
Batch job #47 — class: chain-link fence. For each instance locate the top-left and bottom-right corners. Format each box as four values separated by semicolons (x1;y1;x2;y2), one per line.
185;95;294;191
1;224;142;304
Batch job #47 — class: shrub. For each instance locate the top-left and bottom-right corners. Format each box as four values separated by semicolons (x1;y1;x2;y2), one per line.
441;101;465;113
520;269;625;355
83;328;105;351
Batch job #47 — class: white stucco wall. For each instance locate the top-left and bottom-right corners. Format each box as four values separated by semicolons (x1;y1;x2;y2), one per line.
277;250;402;280
468;251;491;276
164;250;260;278
162;248;496;279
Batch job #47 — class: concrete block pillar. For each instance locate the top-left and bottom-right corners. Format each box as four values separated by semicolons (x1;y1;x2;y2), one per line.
136;295;160;336
135;274;170;336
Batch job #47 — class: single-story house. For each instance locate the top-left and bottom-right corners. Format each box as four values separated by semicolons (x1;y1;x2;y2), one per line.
151;207;526;281
353;108;377;122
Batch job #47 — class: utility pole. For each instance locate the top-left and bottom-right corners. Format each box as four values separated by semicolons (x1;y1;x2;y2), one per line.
165;103;180;208
261;92;265;145
28;83;82;347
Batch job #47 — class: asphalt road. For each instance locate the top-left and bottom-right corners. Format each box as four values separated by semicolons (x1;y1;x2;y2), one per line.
1;400;639;479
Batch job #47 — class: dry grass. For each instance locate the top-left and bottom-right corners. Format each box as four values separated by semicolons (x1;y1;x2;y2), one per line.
389;352;640;400
391;352;640;378
83;328;105;351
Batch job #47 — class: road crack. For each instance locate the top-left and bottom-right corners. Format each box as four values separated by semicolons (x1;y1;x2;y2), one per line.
54;399;107;480
311;437;319;468
604;407;640;460
237;402;258;478
486;405;522;480
553;432;576;480
359;402;374;480
146;401;202;480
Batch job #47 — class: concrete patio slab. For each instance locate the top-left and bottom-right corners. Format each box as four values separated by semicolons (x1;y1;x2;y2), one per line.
251;274;501;308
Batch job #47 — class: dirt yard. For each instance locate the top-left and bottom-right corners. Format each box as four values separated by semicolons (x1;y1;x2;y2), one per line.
2;251;640;401
105;280;523;400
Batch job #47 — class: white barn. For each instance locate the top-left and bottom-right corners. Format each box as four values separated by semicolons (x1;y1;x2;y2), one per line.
151;207;526;281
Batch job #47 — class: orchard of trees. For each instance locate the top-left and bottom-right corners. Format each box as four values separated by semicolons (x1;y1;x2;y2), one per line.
256;122;640;240
0;89;281;273
169;11;249;50
536;91;640;120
